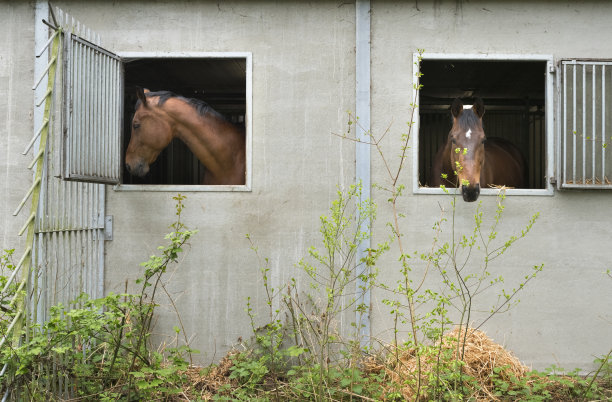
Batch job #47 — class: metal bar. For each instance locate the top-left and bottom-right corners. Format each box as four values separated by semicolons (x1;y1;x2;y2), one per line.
35;28;60;58
0;310;23;350
101;55;108;178
582;64;586;181
28;148;45;170
603;65;607;181
7;281;27;308
72;38;81;178
572;62;577;183
593;65;597;184
32;55;57;91
0;247;31;295
35;88;53;107
18;213;36;236
563;63;568;186
23;118;48;155
86;43;92;176
355;0;371;349
562;61;612;66
562;183;612;189
114;58;122;180
64;34;73;179
93;48;100;178
110;58;117;179
13;178;41;216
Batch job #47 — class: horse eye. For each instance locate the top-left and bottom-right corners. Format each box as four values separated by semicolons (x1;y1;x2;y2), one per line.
133;122;141;130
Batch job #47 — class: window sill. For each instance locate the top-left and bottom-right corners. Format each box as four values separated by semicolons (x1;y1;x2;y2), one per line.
113;184;251;192
415;187;554;197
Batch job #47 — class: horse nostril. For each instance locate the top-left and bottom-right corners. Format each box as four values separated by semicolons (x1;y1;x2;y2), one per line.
461;183;480;202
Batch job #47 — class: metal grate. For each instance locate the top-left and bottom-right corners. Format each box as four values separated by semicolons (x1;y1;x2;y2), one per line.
0;8;111;399
63;33;122;183
561;61;612;188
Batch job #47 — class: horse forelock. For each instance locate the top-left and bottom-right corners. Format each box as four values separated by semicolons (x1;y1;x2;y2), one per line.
455;109;482;133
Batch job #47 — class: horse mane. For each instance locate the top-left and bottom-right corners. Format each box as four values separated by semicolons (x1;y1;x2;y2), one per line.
455;108;483;132
137;90;227;121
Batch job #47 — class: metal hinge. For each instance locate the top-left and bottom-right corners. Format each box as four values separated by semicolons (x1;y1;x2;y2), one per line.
549;65;556;74
104;215;113;241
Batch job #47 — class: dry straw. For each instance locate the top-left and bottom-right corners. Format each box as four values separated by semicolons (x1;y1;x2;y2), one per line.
382;326;528;401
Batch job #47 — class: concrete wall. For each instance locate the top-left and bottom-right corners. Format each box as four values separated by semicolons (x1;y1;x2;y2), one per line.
370;0;612;370
0;2;35;253
52;0;358;363
1;0;610;371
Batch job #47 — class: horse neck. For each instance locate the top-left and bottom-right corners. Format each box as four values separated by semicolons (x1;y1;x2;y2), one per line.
430;137;454;186
163;99;245;183
440;137;454;178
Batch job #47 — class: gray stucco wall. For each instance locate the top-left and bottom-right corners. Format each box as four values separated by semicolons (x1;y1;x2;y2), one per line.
0;2;35;253
369;1;612;370
1;0;610;372
52;0;358;363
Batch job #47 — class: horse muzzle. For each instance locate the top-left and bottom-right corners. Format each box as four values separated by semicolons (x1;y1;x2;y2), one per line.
125;160;149;177
461;183;480;202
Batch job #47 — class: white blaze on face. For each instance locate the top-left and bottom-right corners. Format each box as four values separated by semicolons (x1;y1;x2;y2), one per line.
465;129;472;139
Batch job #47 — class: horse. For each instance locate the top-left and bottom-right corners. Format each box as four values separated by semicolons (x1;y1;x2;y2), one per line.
125;88;246;185
429;98;526;202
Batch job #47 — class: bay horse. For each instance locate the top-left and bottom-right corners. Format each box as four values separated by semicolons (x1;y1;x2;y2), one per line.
125;88;246;185
429;98;526;202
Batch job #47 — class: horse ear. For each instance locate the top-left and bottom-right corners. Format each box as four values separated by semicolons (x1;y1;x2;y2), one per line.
451;98;463;118
136;87;148;107
472;97;485;118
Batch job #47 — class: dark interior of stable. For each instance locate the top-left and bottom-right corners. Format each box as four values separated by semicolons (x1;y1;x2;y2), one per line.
122;58;247;185
419;59;547;189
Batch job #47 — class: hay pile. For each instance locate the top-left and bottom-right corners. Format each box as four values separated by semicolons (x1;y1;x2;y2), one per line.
383;326;528;401
180;351;238;400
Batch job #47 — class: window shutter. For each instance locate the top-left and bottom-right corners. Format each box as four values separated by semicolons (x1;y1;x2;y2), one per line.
560;60;612;189
63;33;122;184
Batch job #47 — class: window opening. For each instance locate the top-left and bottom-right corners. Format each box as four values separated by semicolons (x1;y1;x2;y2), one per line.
122;57;248;186
417;58;547;192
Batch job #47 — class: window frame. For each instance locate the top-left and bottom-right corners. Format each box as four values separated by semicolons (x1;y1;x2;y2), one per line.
412;52;555;197
113;51;253;192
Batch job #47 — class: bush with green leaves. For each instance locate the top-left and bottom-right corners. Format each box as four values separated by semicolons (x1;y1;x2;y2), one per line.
0;194;197;401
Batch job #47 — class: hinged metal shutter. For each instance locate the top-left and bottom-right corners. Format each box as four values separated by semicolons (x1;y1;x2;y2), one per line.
35;7;111;322
63;32;122;183
560;60;612;189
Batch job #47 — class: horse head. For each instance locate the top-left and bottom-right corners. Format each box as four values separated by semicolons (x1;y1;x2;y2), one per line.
125;88;174;177
449;98;486;202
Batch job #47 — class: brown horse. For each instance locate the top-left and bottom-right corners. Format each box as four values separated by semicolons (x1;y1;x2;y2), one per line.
125;88;246;185
429;98;526;202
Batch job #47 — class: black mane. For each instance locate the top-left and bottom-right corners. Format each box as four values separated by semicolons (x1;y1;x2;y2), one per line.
137;90;226;121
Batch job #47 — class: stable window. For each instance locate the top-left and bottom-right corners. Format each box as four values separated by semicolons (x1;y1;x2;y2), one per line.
60;27;252;191
118;55;251;190
413;54;554;196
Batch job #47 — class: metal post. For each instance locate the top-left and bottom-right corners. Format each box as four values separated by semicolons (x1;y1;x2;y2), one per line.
355;0;371;350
